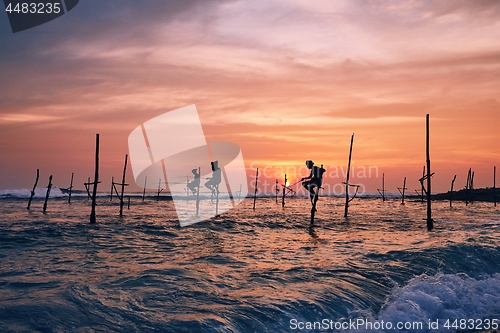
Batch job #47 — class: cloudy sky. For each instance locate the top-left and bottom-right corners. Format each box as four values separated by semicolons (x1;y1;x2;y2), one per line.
1;0;499;193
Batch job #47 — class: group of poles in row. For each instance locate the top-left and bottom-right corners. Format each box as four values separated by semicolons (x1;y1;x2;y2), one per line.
252;115;436;229
27;115;495;231
251;133;359;226
378;166;497;208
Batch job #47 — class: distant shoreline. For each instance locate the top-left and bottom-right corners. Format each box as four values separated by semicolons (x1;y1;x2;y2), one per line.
432;187;497;203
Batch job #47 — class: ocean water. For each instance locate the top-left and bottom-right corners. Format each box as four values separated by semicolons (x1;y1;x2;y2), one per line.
0;192;499;332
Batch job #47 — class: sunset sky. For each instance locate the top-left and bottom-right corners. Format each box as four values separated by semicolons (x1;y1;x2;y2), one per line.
1;0;499;194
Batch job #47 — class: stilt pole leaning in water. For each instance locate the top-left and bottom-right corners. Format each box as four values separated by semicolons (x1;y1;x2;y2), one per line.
398;177;407;205
376;173;385;202
420;166;425;202
157;179;162;201
311;190;319;226
43;175;53;212
119;154;128;217
470;171;475;204
195;167;201;216
494;166;497;207
90;134;99;224
85;177;91;200
426;115;433;231
465;169;471;206
377;173;385;201
110;176;114;201
253;168;258;210
215;184;220;217
344;134;354;218
68;173;74;204
450;175;457;208
275;179;279;204
27;169;39;210
282;174;287;208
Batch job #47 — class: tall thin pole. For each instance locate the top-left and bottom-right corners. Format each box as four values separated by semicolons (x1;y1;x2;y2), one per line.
344;133;354;218
86;177;91;200
43;175;53;212
426;115;433;231
215;184;220;217
450;175;456;208
465;169;471;206
90;134;99;224
143;176;147;202
494;166;497;207
253;168;258;210
421;166;425;202
275;179;278;204
119;154;128;217
68;173;74;204
27;169;39;210
401;177;406;205
282;174;287;208
470;171;475;204
382;173;385;202
196;167;201;216
157;179;162;201
110;177;114;201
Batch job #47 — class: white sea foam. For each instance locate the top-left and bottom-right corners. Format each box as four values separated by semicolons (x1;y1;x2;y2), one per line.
353;272;500;332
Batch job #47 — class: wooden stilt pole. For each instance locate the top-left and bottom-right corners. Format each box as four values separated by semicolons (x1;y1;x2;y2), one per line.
110;177;114;201
311;191;319;226
68;173;74;204
215;184;220;217
27;169;39;210
43;175;53;212
127;196;130;210
421;166;425;202
377;173;386;201
400;177;407;205
425;115;433;231
143;176;147;202
86;177;91;200
382;173;385;202
275;179;279;204
450;175;457;208
470;171;475;204
253;168;258;210
494;166;497;207
465;168;471;206
344;133;354;218
157;179;162;201
282;174;287;208
119;154;128;217
196;167;201;216
90;134;99;224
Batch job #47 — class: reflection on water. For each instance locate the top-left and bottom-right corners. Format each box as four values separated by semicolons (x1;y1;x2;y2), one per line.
0;197;499;332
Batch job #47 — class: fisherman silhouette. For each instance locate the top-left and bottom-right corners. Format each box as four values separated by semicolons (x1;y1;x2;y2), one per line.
205;161;222;194
187;168;200;195
301;160;326;203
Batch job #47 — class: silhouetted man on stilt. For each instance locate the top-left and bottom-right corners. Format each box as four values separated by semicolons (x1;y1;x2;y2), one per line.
205;161;222;197
187;168;200;195
301;160;326;203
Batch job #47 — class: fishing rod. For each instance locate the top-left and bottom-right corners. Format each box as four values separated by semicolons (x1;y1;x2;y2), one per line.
284;179;302;188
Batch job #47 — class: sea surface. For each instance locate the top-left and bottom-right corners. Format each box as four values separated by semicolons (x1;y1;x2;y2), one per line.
1;190;499;332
